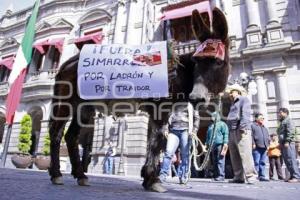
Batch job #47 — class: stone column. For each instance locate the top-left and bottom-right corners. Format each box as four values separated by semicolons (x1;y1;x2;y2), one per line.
227;0;236;50
113;1;127;44
265;0;283;43
245;0;260;28
220;0;235;50
254;73;268;122
245;0;262;47
125;0;138;45
266;0;278;24
274;69;290;110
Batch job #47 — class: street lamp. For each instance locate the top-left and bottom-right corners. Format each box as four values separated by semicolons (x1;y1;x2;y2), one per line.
234;72;257;96
117;115;128;176
248;79;258;96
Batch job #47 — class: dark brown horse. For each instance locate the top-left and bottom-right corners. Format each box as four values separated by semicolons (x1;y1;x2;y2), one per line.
48;8;230;192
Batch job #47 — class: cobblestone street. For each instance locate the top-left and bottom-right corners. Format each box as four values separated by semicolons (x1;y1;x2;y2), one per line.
1;168;300;200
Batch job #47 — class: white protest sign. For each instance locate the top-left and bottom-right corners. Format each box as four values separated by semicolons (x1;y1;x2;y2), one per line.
78;42;169;99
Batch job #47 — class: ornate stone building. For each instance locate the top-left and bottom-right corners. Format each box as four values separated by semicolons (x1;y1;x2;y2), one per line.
225;0;300;132
0;0;299;175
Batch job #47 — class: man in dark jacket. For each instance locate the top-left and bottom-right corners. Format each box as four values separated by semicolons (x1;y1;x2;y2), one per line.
226;84;257;184
277;108;300;183
251;113;270;181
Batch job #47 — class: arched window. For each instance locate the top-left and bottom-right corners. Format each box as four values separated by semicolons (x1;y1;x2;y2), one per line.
0;56;14;82
73;30;103;50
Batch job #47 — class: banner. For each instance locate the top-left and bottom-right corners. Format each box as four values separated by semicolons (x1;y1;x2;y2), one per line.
78;41;169;99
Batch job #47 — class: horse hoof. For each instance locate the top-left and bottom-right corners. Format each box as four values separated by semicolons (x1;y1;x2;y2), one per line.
77;178;90;186
51;177;64;185
151;182;167;193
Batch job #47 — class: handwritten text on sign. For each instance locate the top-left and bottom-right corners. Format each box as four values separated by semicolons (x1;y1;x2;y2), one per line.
78;42;169;99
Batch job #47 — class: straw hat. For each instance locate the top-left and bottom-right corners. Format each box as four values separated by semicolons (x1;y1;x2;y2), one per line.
225;83;247;96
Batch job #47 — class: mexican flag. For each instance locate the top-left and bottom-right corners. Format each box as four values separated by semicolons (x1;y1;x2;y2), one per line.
6;0;40;125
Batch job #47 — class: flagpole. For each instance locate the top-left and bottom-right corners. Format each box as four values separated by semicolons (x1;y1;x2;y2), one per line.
0;124;13;167
2;0;40;168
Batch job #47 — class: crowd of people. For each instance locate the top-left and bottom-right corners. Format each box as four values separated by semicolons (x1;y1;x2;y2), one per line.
158;84;300;185
99;84;300;185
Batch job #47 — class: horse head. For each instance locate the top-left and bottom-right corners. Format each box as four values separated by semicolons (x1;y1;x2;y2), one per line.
188;7;230;102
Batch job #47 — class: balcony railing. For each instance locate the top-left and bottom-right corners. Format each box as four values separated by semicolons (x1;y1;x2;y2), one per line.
30;71;41;81
173;40;199;55
28;68;58;82
48;68;58;79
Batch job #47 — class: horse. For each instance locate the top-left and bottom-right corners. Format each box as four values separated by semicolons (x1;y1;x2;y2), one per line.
48;7;230;192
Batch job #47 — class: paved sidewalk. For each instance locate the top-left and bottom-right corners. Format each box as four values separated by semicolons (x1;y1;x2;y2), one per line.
0;168;300;200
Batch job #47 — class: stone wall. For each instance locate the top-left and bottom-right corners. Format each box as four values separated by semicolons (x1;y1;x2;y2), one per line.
88;114;149;176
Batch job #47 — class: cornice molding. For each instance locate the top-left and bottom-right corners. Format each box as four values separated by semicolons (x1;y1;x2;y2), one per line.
79;9;112;24
242;42;292;56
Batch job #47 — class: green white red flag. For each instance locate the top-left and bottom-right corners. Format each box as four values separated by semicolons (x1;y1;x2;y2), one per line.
6;0;40;125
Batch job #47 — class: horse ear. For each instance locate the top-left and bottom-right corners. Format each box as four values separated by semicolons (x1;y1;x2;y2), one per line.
191;9;211;42
212;7;228;42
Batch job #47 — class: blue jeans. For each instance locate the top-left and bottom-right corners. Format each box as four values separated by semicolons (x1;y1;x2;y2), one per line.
281;142;300;179
104;156;114;174
252;147;267;178
212;144;225;178
160;129;190;181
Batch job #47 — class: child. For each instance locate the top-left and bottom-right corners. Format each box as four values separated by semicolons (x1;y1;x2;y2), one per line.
205;112;229;181
268;133;284;180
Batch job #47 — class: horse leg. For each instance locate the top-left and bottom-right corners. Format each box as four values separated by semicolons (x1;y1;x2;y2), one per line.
82;144;92;172
79;108;94;173
65;115;89;186
49;117;67;185
141;120;167;192
49;61;77;184
80;128;93;172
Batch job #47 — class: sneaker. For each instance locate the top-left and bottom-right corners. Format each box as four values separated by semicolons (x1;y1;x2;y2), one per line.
259;177;269;182
288;178;299;183
214;177;225;182
246;176;258;184
179;177;188;185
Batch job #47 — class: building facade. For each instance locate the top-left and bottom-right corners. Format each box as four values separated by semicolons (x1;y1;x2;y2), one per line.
0;0;300;175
